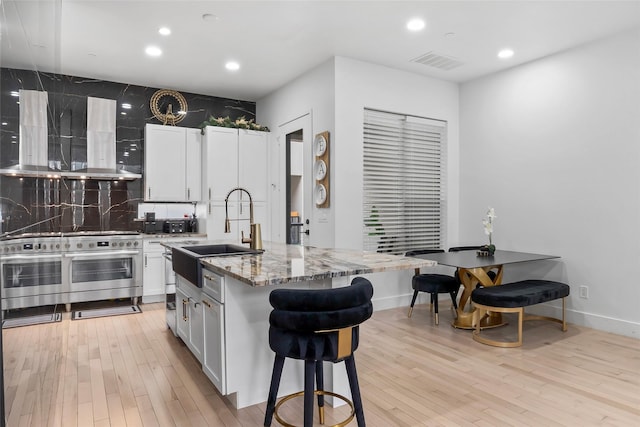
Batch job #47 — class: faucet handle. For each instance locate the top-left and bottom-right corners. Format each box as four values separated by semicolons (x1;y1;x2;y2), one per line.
241;230;252;245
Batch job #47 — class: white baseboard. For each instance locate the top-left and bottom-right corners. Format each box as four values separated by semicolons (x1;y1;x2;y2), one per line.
373;293;640;339
527;303;639;339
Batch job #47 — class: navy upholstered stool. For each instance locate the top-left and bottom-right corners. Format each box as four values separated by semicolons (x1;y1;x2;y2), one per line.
405;250;460;325
471;280;570;347
264;277;374;427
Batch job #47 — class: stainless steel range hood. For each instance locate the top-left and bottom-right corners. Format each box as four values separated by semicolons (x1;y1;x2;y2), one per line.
0;91;141;180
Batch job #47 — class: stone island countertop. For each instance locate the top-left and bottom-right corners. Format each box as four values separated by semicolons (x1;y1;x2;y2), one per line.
165;240;437;286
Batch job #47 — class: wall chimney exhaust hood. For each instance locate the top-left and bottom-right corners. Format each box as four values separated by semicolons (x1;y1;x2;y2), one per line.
0;91;141;180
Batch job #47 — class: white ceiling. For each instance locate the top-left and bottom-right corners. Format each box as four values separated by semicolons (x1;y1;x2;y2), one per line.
2;0;640;101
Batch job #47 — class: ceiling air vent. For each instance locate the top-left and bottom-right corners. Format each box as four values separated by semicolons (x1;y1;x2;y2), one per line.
410;51;464;71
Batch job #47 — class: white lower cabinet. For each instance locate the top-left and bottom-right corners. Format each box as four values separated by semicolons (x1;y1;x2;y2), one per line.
176;285;189;342
202;293;226;394
176;276;204;363
188;295;204;362
143;240;165;303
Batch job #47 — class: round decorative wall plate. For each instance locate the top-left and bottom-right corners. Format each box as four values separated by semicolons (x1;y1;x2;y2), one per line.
314;183;327;206
150;89;188;125
314;159;327;180
314;134;327;156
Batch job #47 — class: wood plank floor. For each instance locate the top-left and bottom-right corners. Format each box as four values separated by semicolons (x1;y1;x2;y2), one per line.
2;302;639;426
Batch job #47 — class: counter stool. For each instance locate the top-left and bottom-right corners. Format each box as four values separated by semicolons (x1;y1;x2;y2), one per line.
264;277;374;427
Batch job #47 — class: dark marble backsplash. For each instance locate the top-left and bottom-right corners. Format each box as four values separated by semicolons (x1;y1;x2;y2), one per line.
0;67;256;236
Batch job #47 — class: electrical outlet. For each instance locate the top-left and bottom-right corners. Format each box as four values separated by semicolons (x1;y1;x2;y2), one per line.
579;285;589;299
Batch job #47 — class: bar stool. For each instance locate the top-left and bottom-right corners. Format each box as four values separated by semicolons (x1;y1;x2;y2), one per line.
264;277;374;427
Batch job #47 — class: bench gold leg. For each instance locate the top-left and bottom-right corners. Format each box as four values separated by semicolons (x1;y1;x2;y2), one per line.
473;299;568;347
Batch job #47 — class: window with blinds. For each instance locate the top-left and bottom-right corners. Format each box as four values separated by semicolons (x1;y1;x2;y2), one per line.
363;109;447;255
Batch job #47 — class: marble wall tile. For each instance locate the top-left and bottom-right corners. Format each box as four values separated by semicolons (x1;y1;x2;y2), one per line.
0;67;257;235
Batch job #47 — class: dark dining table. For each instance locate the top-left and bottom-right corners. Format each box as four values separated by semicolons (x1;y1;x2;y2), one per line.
412;250;560;329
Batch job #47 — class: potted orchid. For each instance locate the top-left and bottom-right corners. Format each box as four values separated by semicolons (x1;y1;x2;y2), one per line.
481;207;497;256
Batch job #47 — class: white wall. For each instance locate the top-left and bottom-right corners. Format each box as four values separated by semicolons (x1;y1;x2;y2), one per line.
257;58;336;249
332;57;460;308
258;56;460;309
459;28;640;337
333;56;461;250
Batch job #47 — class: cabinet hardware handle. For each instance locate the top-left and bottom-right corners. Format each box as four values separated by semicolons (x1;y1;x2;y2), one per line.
203;274;216;282
208;203;211;214
182;298;188;321
148;187;151;198
209;188;211;200
144;255;148;267
202;300;212;308
187;188;191;199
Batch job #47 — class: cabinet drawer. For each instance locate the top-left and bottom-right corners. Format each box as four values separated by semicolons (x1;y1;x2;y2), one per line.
202;270;224;303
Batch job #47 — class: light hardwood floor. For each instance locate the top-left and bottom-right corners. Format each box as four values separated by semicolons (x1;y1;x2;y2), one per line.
2;302;639;426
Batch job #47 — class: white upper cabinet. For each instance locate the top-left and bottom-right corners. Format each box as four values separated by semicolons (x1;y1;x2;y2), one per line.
202;126;238;201
145;124;201;202
201;126;269;240
185;128;202;202
238;129;268;202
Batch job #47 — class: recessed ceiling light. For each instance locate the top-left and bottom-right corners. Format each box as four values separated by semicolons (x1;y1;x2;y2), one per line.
159;27;171;36
225;61;240;71
145;46;162;57
202;13;219;22
407;18;425;32
1;122;7;126
121;103;132;109
10;91;19;97
498;48;514;59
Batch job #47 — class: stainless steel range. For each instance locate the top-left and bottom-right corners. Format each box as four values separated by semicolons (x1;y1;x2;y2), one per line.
1;232;142;311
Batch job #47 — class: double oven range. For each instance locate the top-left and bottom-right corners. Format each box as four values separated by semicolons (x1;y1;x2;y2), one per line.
1;232;142;312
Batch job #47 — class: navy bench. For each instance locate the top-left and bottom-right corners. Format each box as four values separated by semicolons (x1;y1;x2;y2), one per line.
471;280;570;347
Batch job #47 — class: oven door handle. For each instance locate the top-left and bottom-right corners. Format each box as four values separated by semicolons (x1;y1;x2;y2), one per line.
64;250;141;258
0;254;63;261
163;253;172;261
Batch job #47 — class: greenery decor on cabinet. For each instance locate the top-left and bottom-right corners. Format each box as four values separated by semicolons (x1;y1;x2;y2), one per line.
199;115;269;132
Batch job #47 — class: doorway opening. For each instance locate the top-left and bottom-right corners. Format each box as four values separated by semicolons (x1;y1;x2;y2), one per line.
286;129;304;244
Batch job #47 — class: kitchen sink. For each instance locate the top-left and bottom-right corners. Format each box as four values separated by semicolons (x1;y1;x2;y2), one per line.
181;244;262;256
172;244;263;287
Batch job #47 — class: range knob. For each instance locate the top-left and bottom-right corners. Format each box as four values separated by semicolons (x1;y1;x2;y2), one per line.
119;242;124;247
126;242;131;247
56;244;60;249
43;244;47;250
77;243;83;249
134;241;139;247
89;243;95;248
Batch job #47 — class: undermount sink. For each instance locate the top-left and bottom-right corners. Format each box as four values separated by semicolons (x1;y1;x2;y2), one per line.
182;243;262;256
172;244;263;287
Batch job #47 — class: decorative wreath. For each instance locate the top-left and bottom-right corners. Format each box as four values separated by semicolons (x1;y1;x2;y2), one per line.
150;89;188;125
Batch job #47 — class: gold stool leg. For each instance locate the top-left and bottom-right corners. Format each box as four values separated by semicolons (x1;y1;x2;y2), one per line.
274;390;355;427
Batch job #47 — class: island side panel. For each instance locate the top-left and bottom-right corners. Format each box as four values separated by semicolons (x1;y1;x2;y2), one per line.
223;274;335;409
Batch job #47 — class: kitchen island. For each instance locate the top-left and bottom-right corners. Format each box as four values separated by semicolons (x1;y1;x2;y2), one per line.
164;240;436;409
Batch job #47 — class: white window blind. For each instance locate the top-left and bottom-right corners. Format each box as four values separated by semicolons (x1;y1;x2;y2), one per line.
363;109;447;255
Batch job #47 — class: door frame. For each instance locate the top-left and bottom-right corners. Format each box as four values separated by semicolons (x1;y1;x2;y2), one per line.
273;112;313;245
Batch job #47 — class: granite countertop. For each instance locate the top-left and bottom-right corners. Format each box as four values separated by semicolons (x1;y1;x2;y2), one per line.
167;240;437;286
